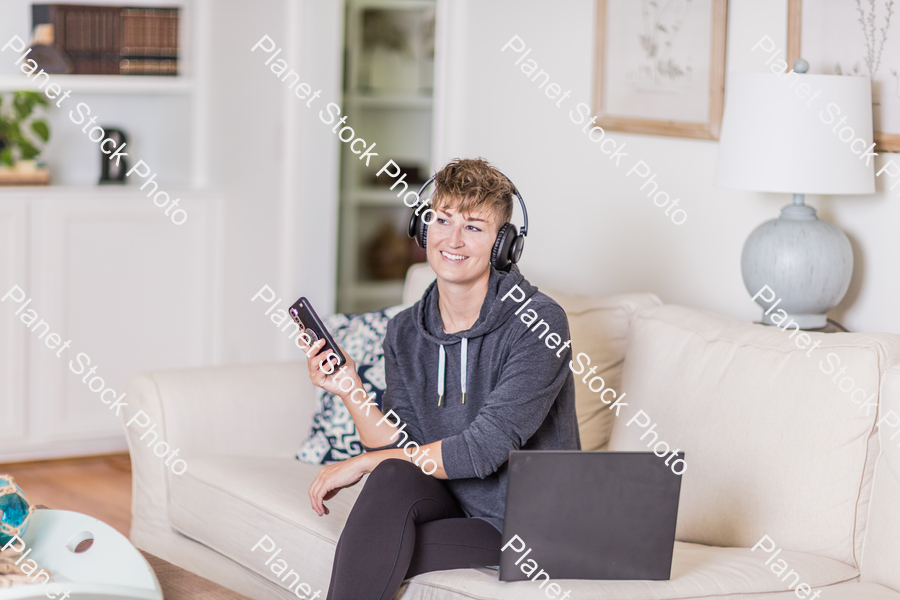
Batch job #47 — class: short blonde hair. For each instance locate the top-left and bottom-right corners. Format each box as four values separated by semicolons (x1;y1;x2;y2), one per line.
430;158;514;225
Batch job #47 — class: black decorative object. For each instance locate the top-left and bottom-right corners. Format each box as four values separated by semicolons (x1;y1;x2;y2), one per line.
99;128;128;184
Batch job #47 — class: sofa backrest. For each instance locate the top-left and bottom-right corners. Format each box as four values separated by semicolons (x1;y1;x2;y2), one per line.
607;304;900;569
859;363;900;591
539;288;662;450
401;262;660;450
402;262;437;305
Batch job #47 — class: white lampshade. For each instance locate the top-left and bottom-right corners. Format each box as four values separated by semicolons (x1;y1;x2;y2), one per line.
715;73;874;195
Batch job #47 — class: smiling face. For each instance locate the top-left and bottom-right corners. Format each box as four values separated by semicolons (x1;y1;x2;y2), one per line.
425;158;515;289
426;200;501;287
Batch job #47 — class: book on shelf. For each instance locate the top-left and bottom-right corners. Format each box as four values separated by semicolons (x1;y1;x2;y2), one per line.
31;4;180;76
121;8;178;58
120;58;178;76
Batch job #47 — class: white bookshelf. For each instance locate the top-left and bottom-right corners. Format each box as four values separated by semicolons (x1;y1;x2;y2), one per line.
345;92;432;109
337;0;436;314
0;0;210;187
0;74;195;95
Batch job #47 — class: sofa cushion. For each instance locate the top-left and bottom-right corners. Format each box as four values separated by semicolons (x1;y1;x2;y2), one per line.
402;262;437;306
169;456;861;600
713;582;900;600
399;541;858;600
529;289;662;451
168;456;361;596
607;305;900;568
799;583;900;600
860;364;900;591
296;305;404;464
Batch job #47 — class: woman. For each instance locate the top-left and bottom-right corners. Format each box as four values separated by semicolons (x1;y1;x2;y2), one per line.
301;158;580;600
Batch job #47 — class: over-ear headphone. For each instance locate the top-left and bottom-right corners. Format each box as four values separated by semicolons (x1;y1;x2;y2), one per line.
407;171;529;272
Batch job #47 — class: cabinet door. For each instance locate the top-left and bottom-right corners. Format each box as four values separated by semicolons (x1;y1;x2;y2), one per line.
0;197;28;445
16;192;219;459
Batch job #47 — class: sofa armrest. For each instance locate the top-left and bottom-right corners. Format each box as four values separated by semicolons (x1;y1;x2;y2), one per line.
120;360;316;463
119;360;317;550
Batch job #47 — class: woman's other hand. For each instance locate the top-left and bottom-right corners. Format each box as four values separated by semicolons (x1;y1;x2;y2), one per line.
308;453;372;516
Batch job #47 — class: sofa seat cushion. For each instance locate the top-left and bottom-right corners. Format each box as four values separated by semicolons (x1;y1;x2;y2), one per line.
711;582;900;600
826;583;900;600
168;456;360;594
607;305;900;567
400;541;858;600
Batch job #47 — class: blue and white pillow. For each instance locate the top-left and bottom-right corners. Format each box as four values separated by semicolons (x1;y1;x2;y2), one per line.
296;305;404;464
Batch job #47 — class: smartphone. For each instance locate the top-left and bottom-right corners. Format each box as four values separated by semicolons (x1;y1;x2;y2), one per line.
289;297;347;369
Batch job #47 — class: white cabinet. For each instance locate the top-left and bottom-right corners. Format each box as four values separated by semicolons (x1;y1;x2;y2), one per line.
0;188;220;462
0;199;27;446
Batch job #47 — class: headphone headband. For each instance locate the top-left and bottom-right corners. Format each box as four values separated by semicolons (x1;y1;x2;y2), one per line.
413;171;528;238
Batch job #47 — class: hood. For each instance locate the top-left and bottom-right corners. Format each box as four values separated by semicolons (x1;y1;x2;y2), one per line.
414;264;538;344
412;264;540;407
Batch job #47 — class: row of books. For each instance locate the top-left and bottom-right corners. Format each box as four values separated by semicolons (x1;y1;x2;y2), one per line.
121;8;178;57
31;4;180;76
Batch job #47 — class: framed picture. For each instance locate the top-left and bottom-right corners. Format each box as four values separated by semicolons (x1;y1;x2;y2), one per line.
788;0;900;152
593;0;728;140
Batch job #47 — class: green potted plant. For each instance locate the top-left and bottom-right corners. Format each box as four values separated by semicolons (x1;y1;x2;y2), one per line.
0;91;51;177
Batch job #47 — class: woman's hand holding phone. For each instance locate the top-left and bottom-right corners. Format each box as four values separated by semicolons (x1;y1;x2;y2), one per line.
298;334;362;400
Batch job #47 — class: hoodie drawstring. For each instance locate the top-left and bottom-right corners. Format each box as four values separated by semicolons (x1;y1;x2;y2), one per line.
438;338;468;406
460;337;467;404
437;345;445;407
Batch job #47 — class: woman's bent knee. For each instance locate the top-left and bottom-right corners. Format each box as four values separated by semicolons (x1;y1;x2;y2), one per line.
350;459;439;519
367;458;423;486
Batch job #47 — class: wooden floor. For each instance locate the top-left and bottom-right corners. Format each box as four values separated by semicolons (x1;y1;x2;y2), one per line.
0;453;133;536
0;454;258;599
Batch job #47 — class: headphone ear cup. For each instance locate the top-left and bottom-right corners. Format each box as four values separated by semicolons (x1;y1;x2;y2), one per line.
491;223;514;271
418;216;428;249
408;209;428;248
407;210;419;241
509;234;524;265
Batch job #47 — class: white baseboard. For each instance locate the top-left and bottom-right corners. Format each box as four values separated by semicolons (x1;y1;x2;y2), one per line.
0;436;129;465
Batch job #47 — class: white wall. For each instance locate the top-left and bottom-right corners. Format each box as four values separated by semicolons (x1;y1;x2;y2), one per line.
433;0;900;334
207;0;343;363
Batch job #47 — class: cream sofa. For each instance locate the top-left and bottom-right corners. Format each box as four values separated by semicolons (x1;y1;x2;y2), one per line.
120;264;900;600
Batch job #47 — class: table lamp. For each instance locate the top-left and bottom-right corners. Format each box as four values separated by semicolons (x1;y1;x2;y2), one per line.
715;61;875;328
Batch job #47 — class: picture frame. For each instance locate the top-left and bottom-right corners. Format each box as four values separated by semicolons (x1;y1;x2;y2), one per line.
593;0;728;140
787;0;900;153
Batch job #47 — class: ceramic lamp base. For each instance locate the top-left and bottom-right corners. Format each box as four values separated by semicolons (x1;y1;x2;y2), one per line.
742;202;853;329
760;311;827;329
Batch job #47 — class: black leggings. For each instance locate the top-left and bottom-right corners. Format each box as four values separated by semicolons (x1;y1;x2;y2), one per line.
325;458;502;600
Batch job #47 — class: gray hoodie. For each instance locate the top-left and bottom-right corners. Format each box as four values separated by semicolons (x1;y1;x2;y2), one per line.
363;264;580;532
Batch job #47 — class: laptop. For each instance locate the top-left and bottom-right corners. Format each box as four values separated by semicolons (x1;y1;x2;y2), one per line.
500;451;684;581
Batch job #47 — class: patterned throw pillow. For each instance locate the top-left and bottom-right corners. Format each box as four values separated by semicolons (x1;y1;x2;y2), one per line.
296;305;405;464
